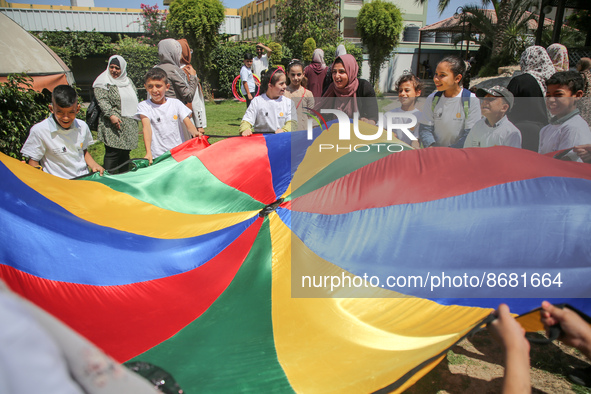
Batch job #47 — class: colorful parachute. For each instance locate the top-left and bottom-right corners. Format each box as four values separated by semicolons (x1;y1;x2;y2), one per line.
1;123;591;393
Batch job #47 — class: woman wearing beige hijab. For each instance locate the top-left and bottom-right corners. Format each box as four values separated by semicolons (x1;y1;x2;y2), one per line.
178;38;207;134
156;38;198;104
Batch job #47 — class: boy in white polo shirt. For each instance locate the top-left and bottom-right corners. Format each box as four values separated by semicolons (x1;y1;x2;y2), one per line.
464;86;521;148
21;85;104;179
135;67;202;164
539;71;591;160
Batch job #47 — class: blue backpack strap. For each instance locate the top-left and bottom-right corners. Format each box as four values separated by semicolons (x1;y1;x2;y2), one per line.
431;90;444;112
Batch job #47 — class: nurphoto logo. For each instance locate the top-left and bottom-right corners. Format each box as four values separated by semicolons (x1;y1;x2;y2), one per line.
305;108;418;153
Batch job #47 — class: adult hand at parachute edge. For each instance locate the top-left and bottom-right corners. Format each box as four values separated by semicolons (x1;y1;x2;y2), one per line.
144;152;153;165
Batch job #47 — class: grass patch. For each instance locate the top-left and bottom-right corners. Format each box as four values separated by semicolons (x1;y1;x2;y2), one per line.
572;384;591;394
203;100;246;144
447;350;468;365
88;98;402;165
88;123;147;166
89;99;247;165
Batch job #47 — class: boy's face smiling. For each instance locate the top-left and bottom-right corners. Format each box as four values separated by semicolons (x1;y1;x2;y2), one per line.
546;84;582;117
480;94;508;120
49;101;80;129
398;81;420;109
145;78;169;104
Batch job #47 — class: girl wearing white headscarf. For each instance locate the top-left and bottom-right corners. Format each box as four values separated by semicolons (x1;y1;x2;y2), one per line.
156;38;198;104
506;46;555;151
92;55;139;172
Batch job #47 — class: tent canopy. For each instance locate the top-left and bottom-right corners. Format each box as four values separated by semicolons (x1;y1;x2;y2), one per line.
0;13;74;91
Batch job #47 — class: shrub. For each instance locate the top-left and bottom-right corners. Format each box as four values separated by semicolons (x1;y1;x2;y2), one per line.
211;41;257;98
302;38;316;63
167;0;225;79
35;30;112;68
0;74;50;159
279;46;294;68
267;42;283;67
136;3;170;47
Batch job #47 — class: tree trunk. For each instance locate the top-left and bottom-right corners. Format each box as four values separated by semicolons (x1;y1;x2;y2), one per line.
491;0;511;57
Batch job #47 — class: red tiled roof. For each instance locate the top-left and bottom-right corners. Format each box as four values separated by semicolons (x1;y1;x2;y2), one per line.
419;10;556;33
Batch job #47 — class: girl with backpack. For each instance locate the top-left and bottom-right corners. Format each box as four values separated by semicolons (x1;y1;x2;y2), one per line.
419;56;481;148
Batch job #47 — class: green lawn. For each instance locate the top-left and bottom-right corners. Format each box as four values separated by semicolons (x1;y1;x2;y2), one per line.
88;98;394;166
88;100;247;165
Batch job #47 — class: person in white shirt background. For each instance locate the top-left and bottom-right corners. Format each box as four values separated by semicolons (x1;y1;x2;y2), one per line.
252;43;273;79
240;53;257;109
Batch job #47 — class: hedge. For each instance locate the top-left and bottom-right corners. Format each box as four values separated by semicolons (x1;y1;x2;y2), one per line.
0;74;50;159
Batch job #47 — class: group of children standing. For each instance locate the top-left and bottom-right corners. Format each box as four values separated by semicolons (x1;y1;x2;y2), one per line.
239;54;312;137
21;66;201;178
388;55;591;160
19;52;591;179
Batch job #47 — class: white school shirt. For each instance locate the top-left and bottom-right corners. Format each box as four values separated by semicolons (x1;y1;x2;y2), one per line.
134;98;192;158
387;107;421;145
252;54;269;78
242;94;296;133
240;65;256;95
539;110;591;159
20;117;93;179
420;90;482;147
464;116;522;148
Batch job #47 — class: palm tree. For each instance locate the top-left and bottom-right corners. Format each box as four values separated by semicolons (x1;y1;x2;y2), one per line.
492;0;512;57
452;0;537;62
416;0;536;58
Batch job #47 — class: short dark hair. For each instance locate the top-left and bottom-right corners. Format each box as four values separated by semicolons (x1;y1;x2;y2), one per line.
546;71;585;94
578;57;591;72
244;52;253;60
52;85;78;107
260;67;285;94
395;73;423;94
438;55;466;83
145;67;168;84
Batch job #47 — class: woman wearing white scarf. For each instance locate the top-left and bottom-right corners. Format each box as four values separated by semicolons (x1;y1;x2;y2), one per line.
92;55;139;173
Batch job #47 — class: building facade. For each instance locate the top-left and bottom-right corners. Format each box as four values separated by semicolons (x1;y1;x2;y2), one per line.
0;0;241;36
237;0;277;41
236;0;458;92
